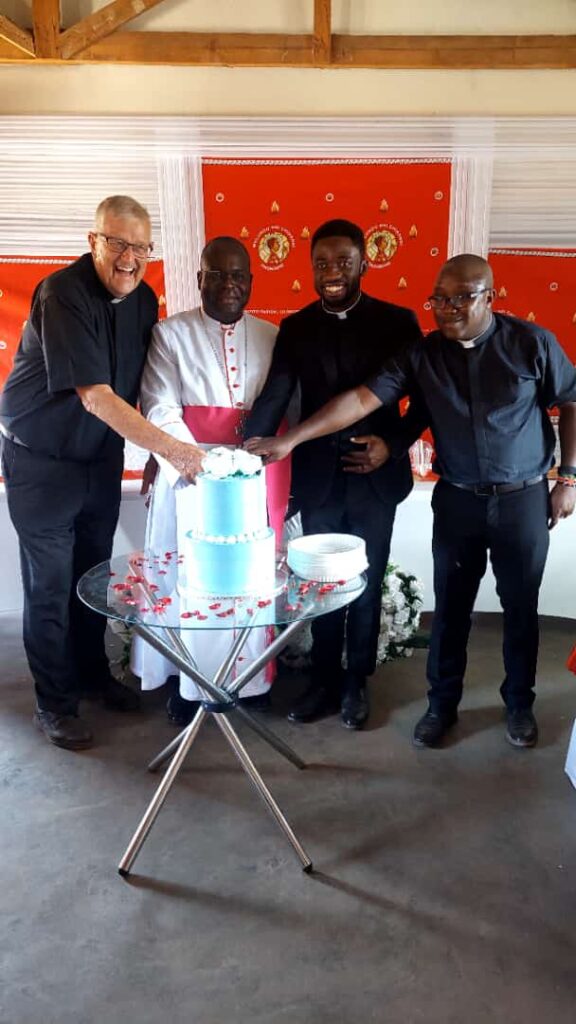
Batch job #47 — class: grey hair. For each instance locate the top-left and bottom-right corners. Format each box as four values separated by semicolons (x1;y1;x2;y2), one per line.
94;195;151;229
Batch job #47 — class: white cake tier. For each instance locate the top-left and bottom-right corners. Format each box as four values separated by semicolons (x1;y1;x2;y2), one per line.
183;528;277;596
287;533;368;582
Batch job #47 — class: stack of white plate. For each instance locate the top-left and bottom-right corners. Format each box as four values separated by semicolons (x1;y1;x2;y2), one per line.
287;533;368;582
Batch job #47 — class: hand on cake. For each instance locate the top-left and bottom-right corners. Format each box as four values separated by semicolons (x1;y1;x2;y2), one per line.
341;435;391;474
244;435;294;464
166;440;206;483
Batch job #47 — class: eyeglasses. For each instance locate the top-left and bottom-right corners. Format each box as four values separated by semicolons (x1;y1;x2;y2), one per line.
313;257;356;272
95;233;153;260
201;270;251;285
428;288;490;310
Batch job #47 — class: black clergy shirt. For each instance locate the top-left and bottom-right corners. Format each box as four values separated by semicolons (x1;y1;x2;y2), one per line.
368;313;576;485
0;254;158;462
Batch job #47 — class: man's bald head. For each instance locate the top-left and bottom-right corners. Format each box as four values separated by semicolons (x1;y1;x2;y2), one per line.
197;236;252;324
431;253;495;343
439;254;494;290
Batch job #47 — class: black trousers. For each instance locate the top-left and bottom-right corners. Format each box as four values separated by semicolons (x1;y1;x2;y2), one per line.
427;478;551;714
1;437;123;715
300;474;397;690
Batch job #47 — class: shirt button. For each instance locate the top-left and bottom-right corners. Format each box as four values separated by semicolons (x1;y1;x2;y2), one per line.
232;383;240;389
229;347;235;353
236;401;244;407
230;366;237;371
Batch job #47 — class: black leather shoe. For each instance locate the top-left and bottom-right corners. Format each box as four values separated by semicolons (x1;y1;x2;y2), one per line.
34;710;93;750
341;678;369;730
97;676;141;712
238;691;272;712
287;684;341;724
166;692;200;727
413;709;458;748
506;708;538;748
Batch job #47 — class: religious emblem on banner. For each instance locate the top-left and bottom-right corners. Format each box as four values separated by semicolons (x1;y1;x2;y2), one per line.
254;226;294;271
365;224;403;268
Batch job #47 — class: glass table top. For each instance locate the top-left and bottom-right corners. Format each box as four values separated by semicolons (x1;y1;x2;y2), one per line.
78;551;366;631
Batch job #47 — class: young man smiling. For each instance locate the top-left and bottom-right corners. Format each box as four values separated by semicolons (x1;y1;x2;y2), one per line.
245;219;422;730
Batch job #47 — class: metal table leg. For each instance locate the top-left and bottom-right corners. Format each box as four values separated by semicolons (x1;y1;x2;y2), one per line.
145;614;311;774
119;618;313;876
118;706;207;877
214;713;312;872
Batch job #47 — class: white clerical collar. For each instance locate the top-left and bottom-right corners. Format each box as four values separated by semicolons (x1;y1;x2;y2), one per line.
201;308;244;332
321;292;362;320
456;315;494;348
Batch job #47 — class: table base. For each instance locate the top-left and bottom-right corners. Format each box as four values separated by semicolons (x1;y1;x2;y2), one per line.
118;618;313;877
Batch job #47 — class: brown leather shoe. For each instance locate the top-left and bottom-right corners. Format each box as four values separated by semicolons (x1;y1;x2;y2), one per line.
34;710;93;750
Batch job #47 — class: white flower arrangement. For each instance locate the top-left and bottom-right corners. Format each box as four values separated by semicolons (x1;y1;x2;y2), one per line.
279;562;424;669
377;563;424;663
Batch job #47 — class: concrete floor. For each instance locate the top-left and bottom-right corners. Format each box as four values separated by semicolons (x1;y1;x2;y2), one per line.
1;612;576;1024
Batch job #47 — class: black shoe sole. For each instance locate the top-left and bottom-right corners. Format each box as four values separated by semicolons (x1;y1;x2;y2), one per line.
505;731;537;748
287;705;340;724
412;719;457;748
341;717;367;730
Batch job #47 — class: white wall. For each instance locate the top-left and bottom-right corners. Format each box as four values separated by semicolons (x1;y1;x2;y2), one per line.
2;481;575;618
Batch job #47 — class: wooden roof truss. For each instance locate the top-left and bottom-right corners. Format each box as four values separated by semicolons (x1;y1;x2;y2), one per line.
1;0;575;69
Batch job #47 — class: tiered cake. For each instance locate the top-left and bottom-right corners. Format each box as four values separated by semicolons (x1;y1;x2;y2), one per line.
184;447;276;596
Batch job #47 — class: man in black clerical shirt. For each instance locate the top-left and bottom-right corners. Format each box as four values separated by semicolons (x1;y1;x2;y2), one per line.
246;219;422;730
247;254;576;749
0;196;204;751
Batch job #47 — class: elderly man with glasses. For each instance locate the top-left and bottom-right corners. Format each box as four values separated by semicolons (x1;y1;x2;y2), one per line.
0;195;204;750
247;253;576;749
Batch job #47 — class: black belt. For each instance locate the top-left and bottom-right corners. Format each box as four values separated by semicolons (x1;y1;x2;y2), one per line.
449;475;544;497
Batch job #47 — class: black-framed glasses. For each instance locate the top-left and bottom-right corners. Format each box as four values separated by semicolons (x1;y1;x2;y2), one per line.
428;288;490;310
95;233;153;260
201;270;251;285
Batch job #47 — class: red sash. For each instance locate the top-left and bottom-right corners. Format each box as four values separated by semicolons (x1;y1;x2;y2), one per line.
182;405;290;547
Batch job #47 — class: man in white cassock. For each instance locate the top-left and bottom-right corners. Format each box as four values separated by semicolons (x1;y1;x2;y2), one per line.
131;236;288;724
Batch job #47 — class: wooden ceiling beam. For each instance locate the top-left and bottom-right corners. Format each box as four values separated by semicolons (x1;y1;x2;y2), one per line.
59;0;167;60
313;0;331;64
0;15;35;57
82;31;317;65
76;31;576;69
1;0;575;71
332;33;576;70
32;0;60;58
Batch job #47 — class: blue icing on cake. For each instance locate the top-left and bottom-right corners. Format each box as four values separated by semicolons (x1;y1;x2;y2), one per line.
184;447;276;596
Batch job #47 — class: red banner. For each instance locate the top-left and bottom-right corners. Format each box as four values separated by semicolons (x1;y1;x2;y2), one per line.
202;159;451;334
490;249;576;364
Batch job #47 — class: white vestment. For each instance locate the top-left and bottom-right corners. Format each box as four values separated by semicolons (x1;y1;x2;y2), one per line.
131;307;278;700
